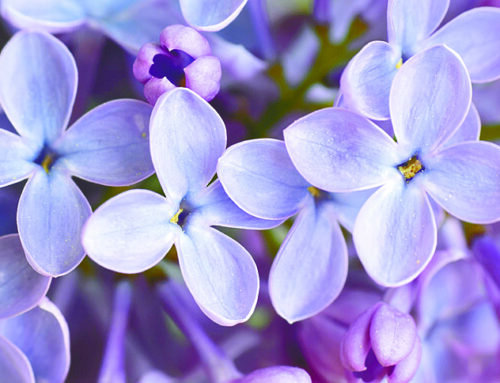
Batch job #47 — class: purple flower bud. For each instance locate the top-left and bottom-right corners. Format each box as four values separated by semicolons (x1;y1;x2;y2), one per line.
341;302;421;383
133;24;221;104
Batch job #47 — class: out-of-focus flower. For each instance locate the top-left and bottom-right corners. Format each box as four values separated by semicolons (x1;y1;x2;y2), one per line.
284;46;500;286
82;88;280;326
133;24;221;104
0;31;155;276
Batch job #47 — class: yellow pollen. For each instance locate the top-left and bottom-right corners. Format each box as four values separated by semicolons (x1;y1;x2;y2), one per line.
308;186;321;197
398;156;423;180
141;132;147;138
41;154;53;173
170;208;183;224
396;58;403;69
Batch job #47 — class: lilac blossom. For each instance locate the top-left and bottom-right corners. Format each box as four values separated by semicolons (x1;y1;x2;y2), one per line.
0;31;155;276
82;88;280;326
0;235;69;383
340;0;500;119
284;45;500;286
218;139;373;322
133;24;221;104
0;0;179;53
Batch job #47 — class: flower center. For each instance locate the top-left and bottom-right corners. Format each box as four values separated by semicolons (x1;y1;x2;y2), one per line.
397;155;424;181
149;49;195;87
33;144;58;173
170;208;190;227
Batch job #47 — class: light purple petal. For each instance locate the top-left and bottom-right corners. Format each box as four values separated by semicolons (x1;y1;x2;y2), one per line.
1;0;85;32
139;370;175;383
99;0;182;54
422;7;500;83
0;336;34;383
284;108;401;192
0;129;37;187
55;99;154;186
82;190;180;274
421;141;500;223
17;170;91;277
185;56;222;101
0;31;77;145
159;24;211;58
353;180;437;286
388;337;422;383
217;139;310;220
329;189;374;233
150;88;226;204
176;225;258;326
390;45;472;155
0;299;70;383
180;0;248;32
340;41;401;120
370;303;417;366
387;0;449;52
442;103;480;148
0;234;51;319
341;303;381;371
189;180;283;230
235;366;312;383
269;197;348;323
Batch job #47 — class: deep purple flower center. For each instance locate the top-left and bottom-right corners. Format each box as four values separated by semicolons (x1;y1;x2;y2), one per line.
33;145;58;173
170;207;191;228
397;155;424;182
149;49;195;87
353;349;394;382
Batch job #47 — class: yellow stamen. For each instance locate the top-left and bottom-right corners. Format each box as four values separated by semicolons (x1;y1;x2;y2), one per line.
308;186;321;197
398;156;423;180
396;58;403;69
41;154;53;173
170;208;183;224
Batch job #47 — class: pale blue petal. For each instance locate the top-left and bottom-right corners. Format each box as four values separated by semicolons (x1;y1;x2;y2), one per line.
284;108;401;192
422;7;500;82
55;99;154;186
177;225;258;326
390;45;472;154
421;141;500;223
0;336;34;383
269;197;348;323
353;180;437;286
217;139;310;220
0;299;70;383
82;190;180;273
0;235;51;319
180;0;248;32
99;0;182;54
340;41;401;120
189;180;283;230
150;88;226;205
443;103;480;148
387;0;449;53
1;0;85;32
17;170;91;277
0;31;77;145
0;129;37;187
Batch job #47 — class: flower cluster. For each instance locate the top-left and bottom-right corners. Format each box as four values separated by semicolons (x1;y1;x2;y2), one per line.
0;0;500;382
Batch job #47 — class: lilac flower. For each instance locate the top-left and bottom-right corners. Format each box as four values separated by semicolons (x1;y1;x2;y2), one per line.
340;0;500;119
0;235;69;383
82;88;280;326
133;24;221;104
0;31;155;276
218;139;373;322
284;45;500;286
1;0;179;53
341;302;422;383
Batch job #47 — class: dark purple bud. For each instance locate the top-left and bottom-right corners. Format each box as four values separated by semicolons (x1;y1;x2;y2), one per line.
133;25;221;104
